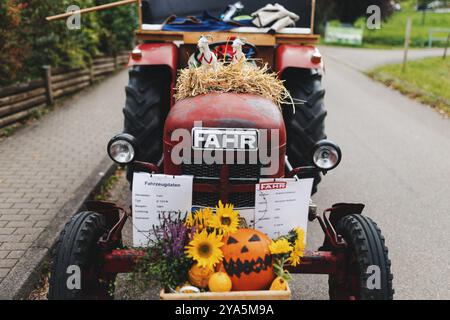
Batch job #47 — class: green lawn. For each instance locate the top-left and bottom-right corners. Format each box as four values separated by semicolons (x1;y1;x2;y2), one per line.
360;1;450;47
367;56;450;116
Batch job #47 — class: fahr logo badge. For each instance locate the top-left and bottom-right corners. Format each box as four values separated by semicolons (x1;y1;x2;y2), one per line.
259;181;287;190
192;128;259;151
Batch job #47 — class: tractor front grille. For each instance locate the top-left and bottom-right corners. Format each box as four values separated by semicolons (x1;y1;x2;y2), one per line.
229;193;255;207
192;192;219;208
183;163;262;208
192;192;255;208
182;163;221;178
182;163;263;184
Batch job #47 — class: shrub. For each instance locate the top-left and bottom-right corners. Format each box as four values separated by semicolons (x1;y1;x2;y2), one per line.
0;0;28;84
0;0;137;86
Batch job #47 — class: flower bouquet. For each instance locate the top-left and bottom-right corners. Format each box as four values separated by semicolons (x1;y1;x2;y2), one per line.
132;201;306;300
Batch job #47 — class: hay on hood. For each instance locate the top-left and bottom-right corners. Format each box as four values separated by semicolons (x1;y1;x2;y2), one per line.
174;60;293;109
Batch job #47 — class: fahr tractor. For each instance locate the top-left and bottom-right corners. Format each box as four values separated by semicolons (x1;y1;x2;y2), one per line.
46;0;393;300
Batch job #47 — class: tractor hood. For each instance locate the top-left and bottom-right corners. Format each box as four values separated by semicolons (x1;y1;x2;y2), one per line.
164;92;286;148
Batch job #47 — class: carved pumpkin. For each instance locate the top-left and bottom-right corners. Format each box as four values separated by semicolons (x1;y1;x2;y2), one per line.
218;228;275;291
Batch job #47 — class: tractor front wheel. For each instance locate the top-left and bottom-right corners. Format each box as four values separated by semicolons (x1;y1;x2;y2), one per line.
48;212;115;300
123;66;171;183
282;68;327;194
329;214;394;300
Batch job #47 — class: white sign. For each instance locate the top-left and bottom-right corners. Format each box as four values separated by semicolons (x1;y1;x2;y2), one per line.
324;23;364;46
192;127;259;151
132;173;193;247
254;178;313;239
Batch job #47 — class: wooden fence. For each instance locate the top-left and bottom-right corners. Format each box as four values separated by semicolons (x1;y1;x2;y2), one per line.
0;53;129;129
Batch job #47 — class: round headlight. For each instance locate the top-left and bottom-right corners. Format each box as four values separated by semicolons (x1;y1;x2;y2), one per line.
107;134;137;164
312;140;342;170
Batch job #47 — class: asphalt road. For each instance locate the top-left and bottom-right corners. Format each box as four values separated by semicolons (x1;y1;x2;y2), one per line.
319;46;445;71
310;49;450;299
110;48;449;300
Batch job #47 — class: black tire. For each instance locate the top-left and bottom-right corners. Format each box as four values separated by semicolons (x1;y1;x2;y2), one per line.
282;68;327;194
48;212;114;300
329;214;394;300
123;65;171;182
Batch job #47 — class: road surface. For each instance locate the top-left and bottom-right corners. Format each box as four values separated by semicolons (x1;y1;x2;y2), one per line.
319;46;445;71
108;48;449;300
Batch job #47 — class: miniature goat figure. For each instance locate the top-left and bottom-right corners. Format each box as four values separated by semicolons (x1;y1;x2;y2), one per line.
197;36;218;69
232;37;246;63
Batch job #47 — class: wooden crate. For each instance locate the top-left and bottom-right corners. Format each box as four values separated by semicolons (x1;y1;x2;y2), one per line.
135;30;319;46
160;286;291;300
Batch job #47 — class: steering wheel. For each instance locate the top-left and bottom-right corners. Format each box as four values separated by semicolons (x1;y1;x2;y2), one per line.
194;40;257;64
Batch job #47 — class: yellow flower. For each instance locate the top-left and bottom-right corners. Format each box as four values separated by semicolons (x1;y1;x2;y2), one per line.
185;230;224;269
209;201;239;235
269;239;293;255
293;227;305;243
185;213;194;228
288;227;306;266
288;244;304;266
185;207;213;230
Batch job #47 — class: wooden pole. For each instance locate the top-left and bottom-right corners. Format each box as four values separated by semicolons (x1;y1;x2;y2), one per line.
444;34;449;60
402;17;412;73
137;0;143;31
46;0;137;21
89;62;95;84
42;66;54;105
114;54;119;70
310;0;316;34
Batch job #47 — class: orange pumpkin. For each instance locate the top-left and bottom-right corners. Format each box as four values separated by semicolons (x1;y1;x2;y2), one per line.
188;263;214;288
218;228;275;291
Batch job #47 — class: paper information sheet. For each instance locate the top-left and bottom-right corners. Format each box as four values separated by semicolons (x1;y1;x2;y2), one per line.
254;178;313;239
132;173;193;247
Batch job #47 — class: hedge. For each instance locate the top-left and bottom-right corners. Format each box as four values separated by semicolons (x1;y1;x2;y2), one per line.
0;0;137;86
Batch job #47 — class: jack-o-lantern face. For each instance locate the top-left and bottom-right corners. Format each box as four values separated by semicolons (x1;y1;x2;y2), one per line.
218;229;275;291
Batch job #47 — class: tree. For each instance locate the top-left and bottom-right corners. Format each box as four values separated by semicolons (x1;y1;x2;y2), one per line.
316;0;394;27
95;0;138;56
20;0;101;75
0;0;28;84
0;0;138;85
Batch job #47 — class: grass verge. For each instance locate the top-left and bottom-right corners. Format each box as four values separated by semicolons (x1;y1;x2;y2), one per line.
367;56;450;116
322;1;450;48
362;0;450;48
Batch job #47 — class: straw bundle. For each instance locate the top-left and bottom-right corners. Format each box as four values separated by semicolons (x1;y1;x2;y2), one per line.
174;60;293;109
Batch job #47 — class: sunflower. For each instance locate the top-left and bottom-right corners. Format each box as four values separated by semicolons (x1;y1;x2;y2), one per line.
185;207;213;230
269;238;293;255
209;201;239;235
293;227;305;243
288;227;306;266
185;230;224;269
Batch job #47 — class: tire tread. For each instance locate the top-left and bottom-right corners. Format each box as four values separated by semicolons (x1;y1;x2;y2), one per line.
282;68;327;194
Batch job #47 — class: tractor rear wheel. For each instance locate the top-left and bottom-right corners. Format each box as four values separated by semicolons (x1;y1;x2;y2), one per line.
329;214;394;300
282;68;327;194
48;212;115;300
123;65;171;183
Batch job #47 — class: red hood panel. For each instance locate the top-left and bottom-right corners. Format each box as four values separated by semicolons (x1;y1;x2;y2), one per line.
164;93;286;146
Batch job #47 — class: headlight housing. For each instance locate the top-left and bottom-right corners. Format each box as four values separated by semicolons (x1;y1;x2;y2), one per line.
312;140;342;171
107;133;137;164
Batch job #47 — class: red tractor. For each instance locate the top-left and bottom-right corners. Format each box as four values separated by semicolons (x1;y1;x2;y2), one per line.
47;0;393;300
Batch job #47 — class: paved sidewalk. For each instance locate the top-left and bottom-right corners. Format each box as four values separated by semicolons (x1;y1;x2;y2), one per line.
0;70;127;298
